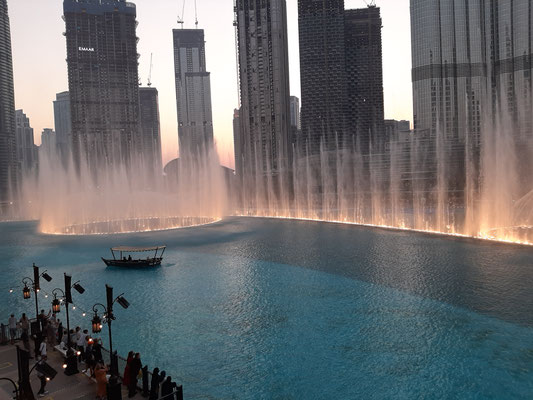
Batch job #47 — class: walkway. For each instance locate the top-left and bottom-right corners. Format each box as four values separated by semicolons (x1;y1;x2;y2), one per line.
0;343;145;400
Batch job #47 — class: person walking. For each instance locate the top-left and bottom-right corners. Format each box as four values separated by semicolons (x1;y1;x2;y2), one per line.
122;351;134;387
94;362;108;400
128;353;142;398
36;356;49;397
8;314;17;344
19;313;30;335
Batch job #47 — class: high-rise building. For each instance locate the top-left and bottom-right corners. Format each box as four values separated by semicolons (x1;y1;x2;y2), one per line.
139;87;162;173
53;91;72;158
289;96;300;130
14;110;36;172
344;7;384;153
298;1;385;155
40;128;56;157
235;0;291;177
0;0;17;201
172;29;213;157
298;0;346;154
410;0;533;193
63;0;141;166
232;108;242;178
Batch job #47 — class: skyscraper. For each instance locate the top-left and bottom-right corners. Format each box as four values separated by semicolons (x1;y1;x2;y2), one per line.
139;87;162;173
15;110;36;172
298;0;346;154
344;7;384;153
53;91;72;158
289;96;300;130
298;1;384;155
235;0;291;178
232;108;243;178
172;29;213;157
63;0;141;166
410;0;533;193
0;0;16;202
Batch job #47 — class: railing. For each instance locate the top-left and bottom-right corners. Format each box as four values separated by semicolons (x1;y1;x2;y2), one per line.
2;320;183;399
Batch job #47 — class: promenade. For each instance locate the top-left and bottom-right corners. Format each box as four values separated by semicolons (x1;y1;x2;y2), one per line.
0;343;144;400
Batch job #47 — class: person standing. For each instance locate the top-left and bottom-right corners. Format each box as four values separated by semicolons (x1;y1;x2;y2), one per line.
128;353;142;398
57;320;63;344
122;351;134;388
20;329;31;354
93;338;103;364
8;314;17;344
94;362;108;400
149;367;160;400
161;376;173;399
76;328;87;360
19;313;30;335
38;338;47;360
46;320;56;349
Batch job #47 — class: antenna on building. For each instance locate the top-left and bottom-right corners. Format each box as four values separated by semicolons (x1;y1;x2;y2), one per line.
194;0;198;28
177;0;186;28
147;53;153;87
363;0;376;7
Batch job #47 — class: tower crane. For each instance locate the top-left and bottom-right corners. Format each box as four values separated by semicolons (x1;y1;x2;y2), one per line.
147;53;153;87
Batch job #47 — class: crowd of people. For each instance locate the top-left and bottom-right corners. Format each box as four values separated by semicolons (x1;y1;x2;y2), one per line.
6;310;182;399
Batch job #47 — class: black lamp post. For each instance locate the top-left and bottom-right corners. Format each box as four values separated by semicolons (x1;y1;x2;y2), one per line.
21;264;52;326
91;285;129;377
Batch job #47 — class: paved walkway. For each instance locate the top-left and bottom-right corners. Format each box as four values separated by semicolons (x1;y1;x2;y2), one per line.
0;342;144;400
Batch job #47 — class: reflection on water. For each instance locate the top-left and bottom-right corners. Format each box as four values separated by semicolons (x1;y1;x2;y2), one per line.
0;217;532;399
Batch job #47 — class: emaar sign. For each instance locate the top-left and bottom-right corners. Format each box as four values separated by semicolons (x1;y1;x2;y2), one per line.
78;47;95;52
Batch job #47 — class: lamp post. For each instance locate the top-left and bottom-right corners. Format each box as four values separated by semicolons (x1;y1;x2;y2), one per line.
91;285;129;377
21;264;52;326
54;274;85;376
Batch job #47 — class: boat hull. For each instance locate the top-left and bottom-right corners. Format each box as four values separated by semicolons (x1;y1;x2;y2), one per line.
102;257;162;268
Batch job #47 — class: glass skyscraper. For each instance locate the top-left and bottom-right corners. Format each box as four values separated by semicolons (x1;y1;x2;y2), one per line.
0;0;16;203
172;29;214;157
63;0;141;167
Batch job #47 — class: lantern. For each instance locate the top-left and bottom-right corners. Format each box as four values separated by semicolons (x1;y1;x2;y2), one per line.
92;313;102;333
52;296;61;313
23;285;31;299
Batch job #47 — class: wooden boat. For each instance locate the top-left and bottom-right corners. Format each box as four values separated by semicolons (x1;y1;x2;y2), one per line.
102;246;166;268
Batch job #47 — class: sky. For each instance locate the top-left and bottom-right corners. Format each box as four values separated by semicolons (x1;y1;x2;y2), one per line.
8;0;412;169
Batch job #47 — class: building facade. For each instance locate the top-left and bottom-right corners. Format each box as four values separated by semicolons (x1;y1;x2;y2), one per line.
345;7;384;153
235;0;292;178
0;0;17;201
15;110;36;172
53;91;72;159
411;0;533;195
172;29;213;157
289;96;300;130
298;2;385;155
298;0;346;154
63;0;141;167
139;87;162;173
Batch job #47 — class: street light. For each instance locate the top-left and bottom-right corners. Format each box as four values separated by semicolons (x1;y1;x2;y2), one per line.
21;264;53;328
91;285;129;377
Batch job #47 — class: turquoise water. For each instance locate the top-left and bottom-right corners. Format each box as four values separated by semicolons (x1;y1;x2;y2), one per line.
1;218;533;399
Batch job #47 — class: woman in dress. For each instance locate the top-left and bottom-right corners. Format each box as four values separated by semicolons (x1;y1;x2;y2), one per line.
122;351;134;387
94;363;108;400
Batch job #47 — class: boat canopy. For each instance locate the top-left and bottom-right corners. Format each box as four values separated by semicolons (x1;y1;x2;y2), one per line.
111;246;166;252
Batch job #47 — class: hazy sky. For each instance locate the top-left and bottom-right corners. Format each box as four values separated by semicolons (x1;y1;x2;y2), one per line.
9;0;412;168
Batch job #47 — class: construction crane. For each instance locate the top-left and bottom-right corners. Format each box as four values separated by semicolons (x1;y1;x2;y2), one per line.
194;0;198;28
364;0;377;7
147;53;153;87
177;0;185;28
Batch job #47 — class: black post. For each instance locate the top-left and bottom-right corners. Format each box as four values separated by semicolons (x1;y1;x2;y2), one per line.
176;385;183;400
64;274;72;349
16;346;35;400
106;285;117;376
33;265;40;324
